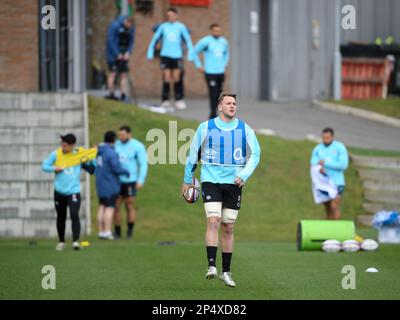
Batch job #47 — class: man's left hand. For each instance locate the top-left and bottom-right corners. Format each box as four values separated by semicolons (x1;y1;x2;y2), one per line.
123;52;130;60
234;177;245;188
136;183;143;190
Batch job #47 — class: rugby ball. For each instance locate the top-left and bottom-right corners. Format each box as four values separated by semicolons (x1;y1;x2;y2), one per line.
322;239;341;252
183;178;200;204
341;240;360;252
360;239;379;251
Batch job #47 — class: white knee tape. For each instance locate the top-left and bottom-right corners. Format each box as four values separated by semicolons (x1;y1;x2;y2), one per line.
204;202;222;218
221;208;239;224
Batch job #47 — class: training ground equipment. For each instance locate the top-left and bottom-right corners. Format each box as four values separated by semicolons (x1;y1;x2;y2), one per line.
341;239;361;252
360;239;379;251
54;147;97;168
183;177;200;204
297;220;355;251
322;239;341;252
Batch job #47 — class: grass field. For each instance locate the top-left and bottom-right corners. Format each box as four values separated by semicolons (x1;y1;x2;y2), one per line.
1;240;400;299
1;97;399;300
328;98;400;119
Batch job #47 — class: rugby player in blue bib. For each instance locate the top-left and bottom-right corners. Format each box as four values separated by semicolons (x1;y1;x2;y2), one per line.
182;93;261;287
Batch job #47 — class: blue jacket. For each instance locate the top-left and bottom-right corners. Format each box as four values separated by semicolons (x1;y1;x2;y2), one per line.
106;15;135;64
95;143;129;198
147;21;194;60
115;139;148;184
194;35;230;74
42;150;95;196
310;140;349;186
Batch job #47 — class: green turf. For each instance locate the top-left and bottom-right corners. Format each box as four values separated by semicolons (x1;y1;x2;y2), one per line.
1;240;399;300
2;97;400;300
328;98;400;119
87;97;366;242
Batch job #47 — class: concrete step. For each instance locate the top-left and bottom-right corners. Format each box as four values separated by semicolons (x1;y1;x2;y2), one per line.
0;109;84;128
0;128;85;145
0;181;87;200
352;155;400;170
0;217;88;237
0;199;87;219
363;202;400;214
0;163;89;181
0;93;83;110
365;190;400;205
0;145;59;163
358;169;400;182
363;180;400;192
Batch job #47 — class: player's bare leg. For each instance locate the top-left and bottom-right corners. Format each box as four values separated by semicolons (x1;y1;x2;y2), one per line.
113;197;123;238
120;72;128;101
172;69;186;110
104;207;115;240
125;196;136;238
328;197;341;220
220;222;236;288
97;205;106;238
161;70;172;108
205;215;220;279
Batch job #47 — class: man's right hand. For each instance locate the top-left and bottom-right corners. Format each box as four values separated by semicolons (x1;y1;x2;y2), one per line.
181;183;199;197
54;166;63;173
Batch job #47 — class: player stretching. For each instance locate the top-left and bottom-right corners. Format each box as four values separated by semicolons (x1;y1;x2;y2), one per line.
146;7;194;111
181;93;261;287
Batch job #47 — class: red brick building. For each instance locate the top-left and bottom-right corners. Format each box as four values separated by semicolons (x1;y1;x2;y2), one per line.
0;1;39;92
0;0;230;98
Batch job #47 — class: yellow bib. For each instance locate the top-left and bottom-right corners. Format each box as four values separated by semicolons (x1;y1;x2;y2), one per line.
54;147;97;168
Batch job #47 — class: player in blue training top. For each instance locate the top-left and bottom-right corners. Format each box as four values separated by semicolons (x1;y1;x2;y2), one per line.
181;93;261;288
42;134;96;251
147;7;194;111
105;15;135;101
114;125;148;239
310;127;349;220
194;23;230;119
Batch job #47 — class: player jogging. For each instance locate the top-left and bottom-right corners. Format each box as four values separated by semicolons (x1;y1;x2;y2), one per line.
114;125;148;239
194;23;229;119
181;93;261;287
310;127;349;220
146;7;194;111
42;134;95;251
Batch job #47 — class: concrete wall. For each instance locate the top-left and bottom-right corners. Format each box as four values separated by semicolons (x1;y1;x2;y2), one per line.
0;93;90;238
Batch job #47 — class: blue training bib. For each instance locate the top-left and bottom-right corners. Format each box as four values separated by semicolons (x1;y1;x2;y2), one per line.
201;119;247;166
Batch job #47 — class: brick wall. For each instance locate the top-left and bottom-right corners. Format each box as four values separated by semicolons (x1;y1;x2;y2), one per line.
88;0;231;98
0;0;39;92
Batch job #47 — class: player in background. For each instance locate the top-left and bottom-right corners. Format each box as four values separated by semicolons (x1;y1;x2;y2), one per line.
181;93;261;287
114;125;148;239
105;15;135;101
194;23;230;119
147;7;194;111
95;131;129;240
42;134;96;251
310;128;349;220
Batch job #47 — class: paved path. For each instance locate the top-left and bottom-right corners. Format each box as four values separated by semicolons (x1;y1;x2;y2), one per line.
88;91;400;151
155;98;400;152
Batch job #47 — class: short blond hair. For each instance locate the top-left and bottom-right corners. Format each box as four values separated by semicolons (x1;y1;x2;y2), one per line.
217;92;237;105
